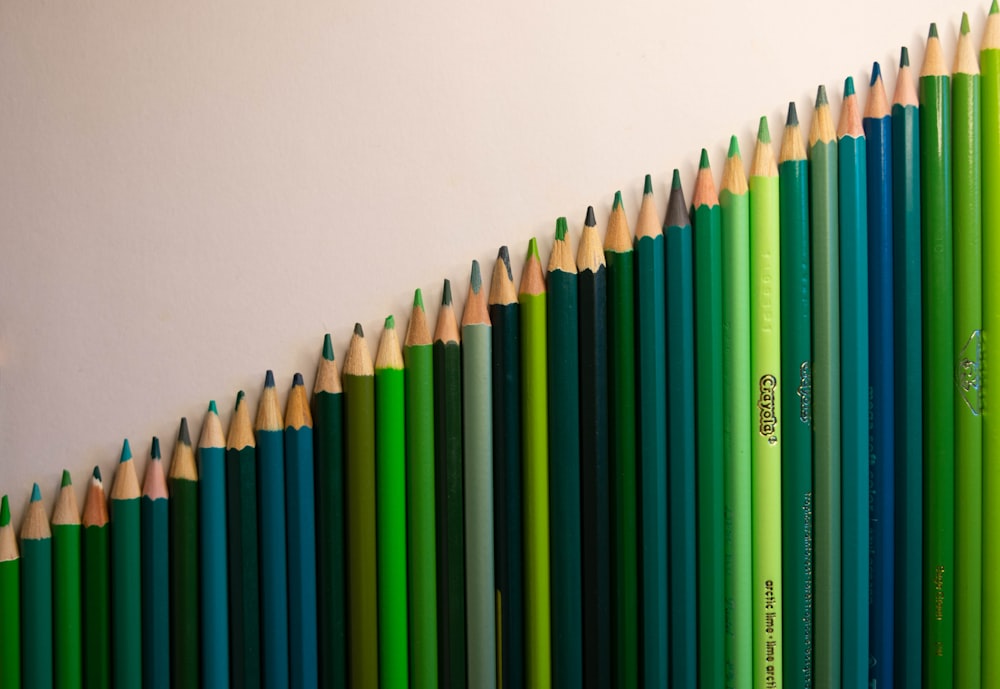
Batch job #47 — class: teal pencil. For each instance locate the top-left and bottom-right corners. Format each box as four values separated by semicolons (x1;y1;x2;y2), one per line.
111;440;142;689
198;403;229;687
21;483;53;689
141;440;170;689
635;176;668;689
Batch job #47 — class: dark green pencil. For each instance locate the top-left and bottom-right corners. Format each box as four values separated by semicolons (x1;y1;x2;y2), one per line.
141;441;169;689
111;440;142;689
53;470;82;689
168;420;199;689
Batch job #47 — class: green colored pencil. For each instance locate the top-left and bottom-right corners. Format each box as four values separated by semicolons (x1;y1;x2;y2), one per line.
953;15;983;688
21;483;53;689
403;295;439;689
576;208;611;689
749;116;783;689
604;191;637;689
635;177;668;689
376;316;410;689
920;25;955;687
520;237;552;688
891;46;923;689
981;7;1000;686
226;393;261;689
720;136;752;689
111;440;142;689
82;468;110;689
462;262;497;689
313;334;348;689
53;470;82;689
141;442;169;689
198;404;229;687
808;85;841;689
546;220;582;688
0;495;19;689
168;419;199;689
345;323;380;689
255;371;288;689
489;247;524;689
692;151;725;689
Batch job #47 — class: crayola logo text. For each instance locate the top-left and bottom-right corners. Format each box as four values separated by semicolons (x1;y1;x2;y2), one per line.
758;374;778;444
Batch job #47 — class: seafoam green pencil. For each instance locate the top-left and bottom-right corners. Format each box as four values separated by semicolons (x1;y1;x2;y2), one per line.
0;495;19;689
141;442;169;689
21;483;53;689
111;440;142;689
53;470;82;689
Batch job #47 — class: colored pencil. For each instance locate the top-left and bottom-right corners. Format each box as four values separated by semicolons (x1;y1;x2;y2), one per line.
345;323;380;688
864;62;894;689
313;334;348;689
168;419;199;689
692;150;725;689
462;261;497;689
255;371;289;689
403;294;439;689
21;483;53;689
920;25;955;687
839;76;870;689
111;440;142;689
285;373;319;689
376;317;410;689
141;442;169;689
0;495;19;689
434;282;467;689
981;6;1000;686
227;392;261;689
546;219;582;688
489;247;524;689
749;116;783;689
53;470;82;689
576;208;611;689
891;45;923;689
198;403;229;687
635;176;668;689
82;468;110;689
720;135;752;689
809;84;841;689
604;190;638;689
520;236;552;688
778;101;812;689
953;15;984;688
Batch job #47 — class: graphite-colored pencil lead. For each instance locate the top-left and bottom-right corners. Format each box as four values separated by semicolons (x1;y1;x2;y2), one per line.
434;283;461;344
666;169;689;226
585;205;596;227
463;262;491;326
636;176;661;240
490;248;518;307
786;101;799;127
345;324;375;376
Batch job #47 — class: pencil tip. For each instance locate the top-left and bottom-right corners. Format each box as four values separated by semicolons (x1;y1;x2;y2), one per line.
151;437;161;459
120;438;132;463
929;22;939;39
498;246;513;280
293;372;305;386
961;12;971;34
613;190;623;210
384;315;395;331
323;333;335;361
699;148;710;169
0;496;8;527
265;370;276;388
208;400;218;415
900;46;910;67
728;135;740;157
442;279;452;306
870;61;881;86
757;116;771;143
354;321;366;337
643;174;653;195
671;169;681;189
93;465;103;481
585;206;596;227
471;259;483;292
61;469;72;487
844;76;856;97
31;483;41;503
555;217;568;241
527;237;539;259
235;390;245;410
178;418;191;446
786;101;799;126
413;289;424;310
816;84;828;106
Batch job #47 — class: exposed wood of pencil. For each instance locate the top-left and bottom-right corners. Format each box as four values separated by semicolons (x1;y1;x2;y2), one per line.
286;375;314;430
838;87;865;138
53;475;82;526
227;392;256;451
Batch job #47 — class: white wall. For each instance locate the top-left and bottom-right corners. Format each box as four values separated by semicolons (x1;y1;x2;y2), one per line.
0;0;972;519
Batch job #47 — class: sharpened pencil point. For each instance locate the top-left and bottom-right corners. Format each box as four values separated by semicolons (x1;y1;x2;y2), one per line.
355;322;366;336
442;280;452;306
413;289;424;310
643;174;653;195
151;437;161;459
585;206;596;227
613;190;623;210
757;116;771;143
0;496;8;526
728;135;741;157
527;237;539;260
31;483;41;502
786;102;799;126
235;390;245;408
816;84;829;106
120;439;132;463
555;217;568;241
93;466;102;481
499;246;513;280
900;46;910;67
993;0;999;15
699;149;710;168
671;169;681;189
384;315;395;331
871;62;882;86
208;400;218;415
61;469;72;487
265;370;276;388
961;12;971;34
471;259;483;292
293;372;305;386
178;418;191;446
844;76;856;97
929;22;939;38
323;333;335;360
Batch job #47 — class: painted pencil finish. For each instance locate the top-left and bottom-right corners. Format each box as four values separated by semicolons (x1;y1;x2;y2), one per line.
198;405;229;688
521;237;552;688
864;63;894;689
403;301;439;689
892;46;923;689
21;483;53;689
720;136;752;689
226;393;261;689
168;419;199;689
462;262;497;689
665;170;697;689
604;191;638;689
953;16;983;688
345;324;380;689
313;335;348;689
920;26;955;687
111;440;142;689
53;471;82;689
635;176;668;689
82;468;110;689
141;443;170;689
286;374;319;689
692;151;725;689
490;247;524;689
778;103;812;689
809;85;841;689
256;371;289;689
981;7;1000;686
576;210;611;689
0;496;19;689
434;284;467;689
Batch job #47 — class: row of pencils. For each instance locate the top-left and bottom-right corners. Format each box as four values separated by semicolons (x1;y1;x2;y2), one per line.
0;7;998;689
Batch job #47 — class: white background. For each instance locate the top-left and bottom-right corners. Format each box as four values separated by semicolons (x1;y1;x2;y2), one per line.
0;0;971;519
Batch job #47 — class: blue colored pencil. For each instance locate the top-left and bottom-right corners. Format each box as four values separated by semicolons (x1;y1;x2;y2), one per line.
198;401;230;687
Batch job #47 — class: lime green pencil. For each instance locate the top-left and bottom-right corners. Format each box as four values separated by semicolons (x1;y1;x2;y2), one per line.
53;470;82;689
21;483;53;689
0;495;19;689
